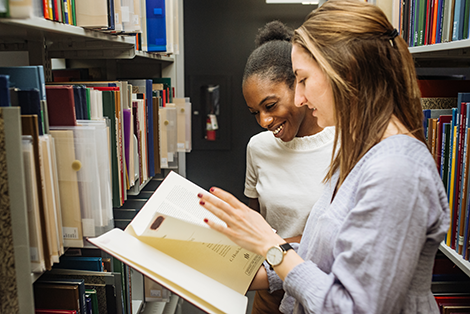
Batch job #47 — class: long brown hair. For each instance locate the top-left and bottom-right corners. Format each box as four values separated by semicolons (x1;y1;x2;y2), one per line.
293;0;425;186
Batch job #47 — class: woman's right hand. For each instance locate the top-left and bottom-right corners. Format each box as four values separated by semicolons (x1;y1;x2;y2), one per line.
197;187;284;257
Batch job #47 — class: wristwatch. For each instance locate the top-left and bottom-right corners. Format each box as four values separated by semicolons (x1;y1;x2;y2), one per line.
266;243;294;268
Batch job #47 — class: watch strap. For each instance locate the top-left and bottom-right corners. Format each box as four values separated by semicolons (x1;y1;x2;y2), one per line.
280;242;293;253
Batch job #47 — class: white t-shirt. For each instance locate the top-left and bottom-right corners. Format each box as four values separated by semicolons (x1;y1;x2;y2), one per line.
244;127;335;238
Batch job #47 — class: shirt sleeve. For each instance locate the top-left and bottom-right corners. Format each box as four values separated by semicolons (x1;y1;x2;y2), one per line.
282;155;448;314
265;243;300;293
244;139;259;198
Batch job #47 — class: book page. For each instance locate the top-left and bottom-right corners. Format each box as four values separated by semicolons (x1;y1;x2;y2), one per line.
130;171;226;237
124;171;265;294
88;228;248;314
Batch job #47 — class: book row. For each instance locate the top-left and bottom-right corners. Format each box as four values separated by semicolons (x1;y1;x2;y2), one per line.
390;0;470;46
421;79;470;262
0;65;192;274
0;0;179;54
432;251;470;311
31;250;171;314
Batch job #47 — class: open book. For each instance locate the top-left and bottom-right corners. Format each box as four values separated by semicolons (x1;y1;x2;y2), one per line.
88;171;265;314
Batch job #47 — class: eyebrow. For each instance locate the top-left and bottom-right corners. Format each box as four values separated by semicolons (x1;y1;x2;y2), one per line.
257;95;277;107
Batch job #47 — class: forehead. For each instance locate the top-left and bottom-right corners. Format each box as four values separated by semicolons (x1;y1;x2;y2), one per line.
243;76;292;106
291;44;313;71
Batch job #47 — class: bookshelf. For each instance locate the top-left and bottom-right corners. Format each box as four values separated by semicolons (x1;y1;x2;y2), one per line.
410;42;470;280
0;0;185;312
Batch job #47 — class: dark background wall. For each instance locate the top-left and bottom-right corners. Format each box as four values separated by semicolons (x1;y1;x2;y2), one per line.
184;0;316;202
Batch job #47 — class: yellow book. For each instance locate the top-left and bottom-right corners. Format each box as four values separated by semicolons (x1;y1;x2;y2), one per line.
447;125;458;246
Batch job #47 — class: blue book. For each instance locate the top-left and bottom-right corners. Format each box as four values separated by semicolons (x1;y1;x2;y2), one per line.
0;66;47;132
107;0;115;30
85;295;93;314
0;66;46;100
442;122;451;189
435;0;445;43
128;79;156;177
447;108;458;198
423;109;431;139
54;256;104;272
146;0;167;52
17;89;44;135
0;75;10;107
452;0;466;40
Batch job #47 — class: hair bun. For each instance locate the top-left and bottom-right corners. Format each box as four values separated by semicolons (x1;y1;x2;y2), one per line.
255;20;293;48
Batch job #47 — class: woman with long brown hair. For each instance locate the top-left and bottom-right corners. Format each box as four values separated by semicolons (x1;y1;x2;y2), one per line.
198;0;450;313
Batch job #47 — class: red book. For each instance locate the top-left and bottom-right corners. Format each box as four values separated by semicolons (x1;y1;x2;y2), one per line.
36;310;77;314
424;0;433;45
45;85;77;127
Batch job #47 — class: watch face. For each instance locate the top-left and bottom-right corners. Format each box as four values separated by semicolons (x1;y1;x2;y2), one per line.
266;246;283;266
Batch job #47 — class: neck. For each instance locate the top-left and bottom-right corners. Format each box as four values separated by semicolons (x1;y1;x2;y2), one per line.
382;115;416;141
296;109;323;137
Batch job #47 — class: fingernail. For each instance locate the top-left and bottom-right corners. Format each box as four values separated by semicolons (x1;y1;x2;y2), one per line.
210;187;215;192
204;218;208;223
199;200;205;205
197;193;203;198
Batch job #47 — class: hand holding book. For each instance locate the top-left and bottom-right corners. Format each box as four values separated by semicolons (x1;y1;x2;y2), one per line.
197;187;285;258
197;187;305;282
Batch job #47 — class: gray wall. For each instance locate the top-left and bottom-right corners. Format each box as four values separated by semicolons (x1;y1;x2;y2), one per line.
184;0;315;201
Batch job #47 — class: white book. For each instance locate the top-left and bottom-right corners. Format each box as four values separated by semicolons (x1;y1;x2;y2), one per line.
88;171;264;314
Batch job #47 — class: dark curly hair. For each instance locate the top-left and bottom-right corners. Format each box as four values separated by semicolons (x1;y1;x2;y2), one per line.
242;21;295;89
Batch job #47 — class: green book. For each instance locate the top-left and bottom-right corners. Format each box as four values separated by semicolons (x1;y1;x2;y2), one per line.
463;0;470;38
0;0;9;17
417;0;428;45
85;87;91;120
443;123;451;191
112;258;127;314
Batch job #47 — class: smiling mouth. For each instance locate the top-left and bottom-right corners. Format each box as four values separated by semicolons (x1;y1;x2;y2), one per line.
272;123;285;135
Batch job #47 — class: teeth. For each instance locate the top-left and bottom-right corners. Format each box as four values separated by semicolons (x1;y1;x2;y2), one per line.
273;124;284;135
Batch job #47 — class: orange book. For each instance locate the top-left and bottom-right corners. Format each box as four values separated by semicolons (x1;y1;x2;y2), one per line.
430;0;439;44
42;0;50;19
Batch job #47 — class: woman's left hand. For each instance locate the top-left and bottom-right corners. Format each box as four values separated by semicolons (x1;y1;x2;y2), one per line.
198;187;284;257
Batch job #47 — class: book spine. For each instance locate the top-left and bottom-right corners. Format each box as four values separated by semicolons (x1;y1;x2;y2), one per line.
447;125;457;246
458;126;470;254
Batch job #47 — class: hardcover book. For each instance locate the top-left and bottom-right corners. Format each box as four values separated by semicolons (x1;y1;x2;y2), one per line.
88;171;265;314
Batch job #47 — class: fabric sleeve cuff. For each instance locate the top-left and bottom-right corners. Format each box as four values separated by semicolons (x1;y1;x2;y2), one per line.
244;187;258;199
283;261;334;312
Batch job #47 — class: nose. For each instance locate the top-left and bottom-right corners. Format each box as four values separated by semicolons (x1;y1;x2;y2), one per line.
295;84;307;108
258;112;273;129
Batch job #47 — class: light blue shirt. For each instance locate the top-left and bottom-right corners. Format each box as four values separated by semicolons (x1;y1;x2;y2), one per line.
266;135;450;314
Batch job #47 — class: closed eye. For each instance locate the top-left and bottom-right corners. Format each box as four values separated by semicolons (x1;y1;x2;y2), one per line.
250;111;259;115
266;102;276;110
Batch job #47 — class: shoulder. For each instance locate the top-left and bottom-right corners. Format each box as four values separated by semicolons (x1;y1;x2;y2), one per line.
247;131;276;149
358;135;438;184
